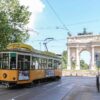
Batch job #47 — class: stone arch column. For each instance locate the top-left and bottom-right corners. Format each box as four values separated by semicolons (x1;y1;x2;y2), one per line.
75;46;80;70
67;47;71;70
90;46;96;70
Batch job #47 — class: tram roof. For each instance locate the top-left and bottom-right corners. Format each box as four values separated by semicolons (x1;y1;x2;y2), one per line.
0;43;61;59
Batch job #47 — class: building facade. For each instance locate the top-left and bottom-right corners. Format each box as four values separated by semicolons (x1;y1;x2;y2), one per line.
67;34;100;70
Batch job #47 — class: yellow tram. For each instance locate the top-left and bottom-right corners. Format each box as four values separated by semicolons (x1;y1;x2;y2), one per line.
0;43;62;87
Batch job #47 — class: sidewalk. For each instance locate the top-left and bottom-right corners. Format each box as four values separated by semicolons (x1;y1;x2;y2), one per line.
62;84;100;100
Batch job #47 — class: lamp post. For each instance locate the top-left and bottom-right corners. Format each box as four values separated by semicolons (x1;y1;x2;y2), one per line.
95;53;100;92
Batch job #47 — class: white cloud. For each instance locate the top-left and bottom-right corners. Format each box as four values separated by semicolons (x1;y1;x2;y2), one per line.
19;0;45;36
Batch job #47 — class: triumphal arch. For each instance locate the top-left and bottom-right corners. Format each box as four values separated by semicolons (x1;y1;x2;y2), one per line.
67;29;100;70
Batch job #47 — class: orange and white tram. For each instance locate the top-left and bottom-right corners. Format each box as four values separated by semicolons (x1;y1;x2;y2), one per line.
0;43;62;87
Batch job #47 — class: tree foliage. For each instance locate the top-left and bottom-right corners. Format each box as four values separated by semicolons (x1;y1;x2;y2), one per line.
62;50;67;69
80;60;89;69
0;0;31;50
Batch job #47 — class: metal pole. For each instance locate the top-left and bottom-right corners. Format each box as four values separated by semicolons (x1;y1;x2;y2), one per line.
96;67;99;92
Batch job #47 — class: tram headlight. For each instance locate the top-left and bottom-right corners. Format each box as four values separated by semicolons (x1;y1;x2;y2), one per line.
13;77;16;80
3;73;7;78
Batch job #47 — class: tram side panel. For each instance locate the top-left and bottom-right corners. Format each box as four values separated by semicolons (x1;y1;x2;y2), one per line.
30;70;45;81
54;69;62;78
0;70;18;82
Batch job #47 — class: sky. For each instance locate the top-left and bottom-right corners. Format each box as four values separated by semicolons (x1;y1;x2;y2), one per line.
19;0;100;64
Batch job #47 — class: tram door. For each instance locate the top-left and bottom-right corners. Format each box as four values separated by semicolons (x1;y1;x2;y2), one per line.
18;55;30;80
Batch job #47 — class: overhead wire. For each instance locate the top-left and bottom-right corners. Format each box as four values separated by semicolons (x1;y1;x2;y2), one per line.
45;0;71;36
32;38;66;42
35;19;100;30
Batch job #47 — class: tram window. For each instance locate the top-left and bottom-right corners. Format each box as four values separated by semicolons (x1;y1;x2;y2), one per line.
18;55;30;70
54;60;61;69
1;53;9;69
38;58;42;69
41;59;43;69
10;57;16;69
41;58;47;69
52;60;55;69
0;54;2;69
24;55;30;70
32;57;39;69
54;60;58;69
45;59;48;69
48;59;52;69
18;55;24;69
10;53;16;69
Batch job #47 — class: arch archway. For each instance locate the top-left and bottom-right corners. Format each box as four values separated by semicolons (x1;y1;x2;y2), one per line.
67;34;100;70
80;50;90;70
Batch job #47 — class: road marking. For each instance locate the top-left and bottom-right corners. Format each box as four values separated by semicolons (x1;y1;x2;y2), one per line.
57;83;69;87
10;92;29;100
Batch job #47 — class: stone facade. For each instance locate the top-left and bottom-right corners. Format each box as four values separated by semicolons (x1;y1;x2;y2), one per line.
67;34;100;70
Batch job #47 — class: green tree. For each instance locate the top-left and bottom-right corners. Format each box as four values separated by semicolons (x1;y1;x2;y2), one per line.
0;0;31;50
62;50;67;69
80;60;89;69
71;60;75;69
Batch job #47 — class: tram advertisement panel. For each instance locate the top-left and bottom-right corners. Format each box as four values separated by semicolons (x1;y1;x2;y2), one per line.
18;71;29;80
45;69;54;77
